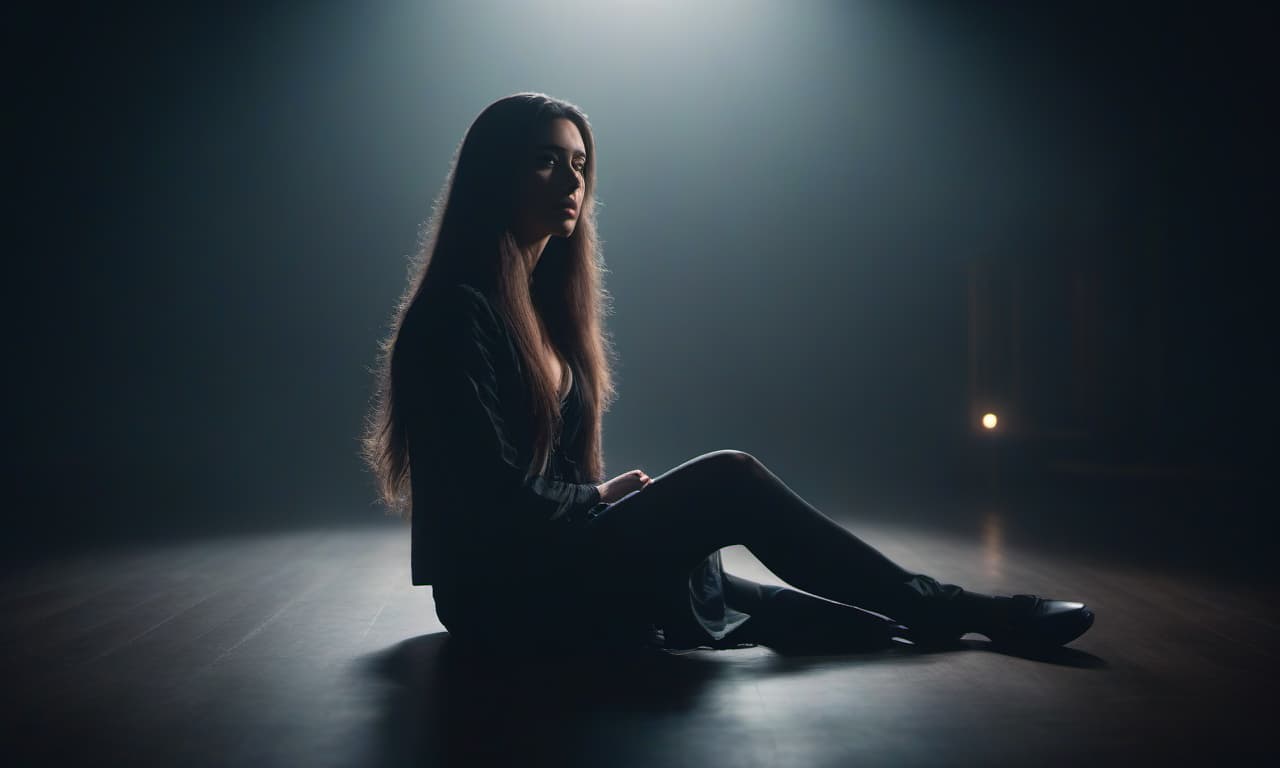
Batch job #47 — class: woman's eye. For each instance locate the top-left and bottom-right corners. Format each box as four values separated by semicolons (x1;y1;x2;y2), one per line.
540;155;585;173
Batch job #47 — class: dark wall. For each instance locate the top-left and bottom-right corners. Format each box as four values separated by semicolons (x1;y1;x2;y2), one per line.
954;3;1270;493
9;1;1272;559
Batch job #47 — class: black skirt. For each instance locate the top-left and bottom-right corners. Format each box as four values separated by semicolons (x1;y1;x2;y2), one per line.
431;500;755;654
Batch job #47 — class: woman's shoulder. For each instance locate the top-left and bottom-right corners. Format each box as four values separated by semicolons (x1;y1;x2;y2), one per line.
425;281;499;326
420;282;511;357
451;281;492;305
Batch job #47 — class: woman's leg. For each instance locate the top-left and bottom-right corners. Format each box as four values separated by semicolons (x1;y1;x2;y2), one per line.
720;570;786;614
720;571;906;650
587;450;988;635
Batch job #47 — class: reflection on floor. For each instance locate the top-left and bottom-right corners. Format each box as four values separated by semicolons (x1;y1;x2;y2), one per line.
4;505;1275;766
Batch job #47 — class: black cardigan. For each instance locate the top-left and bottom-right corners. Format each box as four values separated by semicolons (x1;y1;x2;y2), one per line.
405;283;602;588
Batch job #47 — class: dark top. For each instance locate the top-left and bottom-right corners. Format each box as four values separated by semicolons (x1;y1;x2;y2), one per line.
405;283;601;579
405;282;750;650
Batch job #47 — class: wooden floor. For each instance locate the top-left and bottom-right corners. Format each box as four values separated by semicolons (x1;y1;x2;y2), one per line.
4;507;1276;766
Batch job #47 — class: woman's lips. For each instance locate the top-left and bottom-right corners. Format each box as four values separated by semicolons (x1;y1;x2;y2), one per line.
559;206;578;217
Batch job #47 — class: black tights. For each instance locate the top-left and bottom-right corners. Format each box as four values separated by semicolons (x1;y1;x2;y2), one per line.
583;450;956;648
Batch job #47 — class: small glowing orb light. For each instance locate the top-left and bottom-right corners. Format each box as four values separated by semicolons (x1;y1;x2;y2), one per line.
982;413;999;430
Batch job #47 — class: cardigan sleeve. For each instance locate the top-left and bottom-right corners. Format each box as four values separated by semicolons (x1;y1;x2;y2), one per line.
428;284;602;524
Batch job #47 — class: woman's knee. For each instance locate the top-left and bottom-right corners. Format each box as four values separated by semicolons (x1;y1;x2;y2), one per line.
637;450;764;515
666;449;760;481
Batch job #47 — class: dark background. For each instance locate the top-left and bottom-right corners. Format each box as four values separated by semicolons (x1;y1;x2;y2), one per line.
9;1;1273;571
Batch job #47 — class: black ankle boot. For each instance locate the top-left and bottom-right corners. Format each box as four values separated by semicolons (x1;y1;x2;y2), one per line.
982;594;1095;648
890;576;1097;649
885;573;973;646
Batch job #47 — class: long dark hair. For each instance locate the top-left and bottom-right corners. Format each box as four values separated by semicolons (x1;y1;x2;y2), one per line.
361;92;617;519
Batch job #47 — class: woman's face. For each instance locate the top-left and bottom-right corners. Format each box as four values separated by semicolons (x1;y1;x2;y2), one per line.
511;117;587;244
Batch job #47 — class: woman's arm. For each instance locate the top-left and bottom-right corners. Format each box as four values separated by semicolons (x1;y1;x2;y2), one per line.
424;284;602;525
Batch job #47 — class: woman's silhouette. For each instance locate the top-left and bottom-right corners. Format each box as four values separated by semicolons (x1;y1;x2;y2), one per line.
361;92;1095;655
